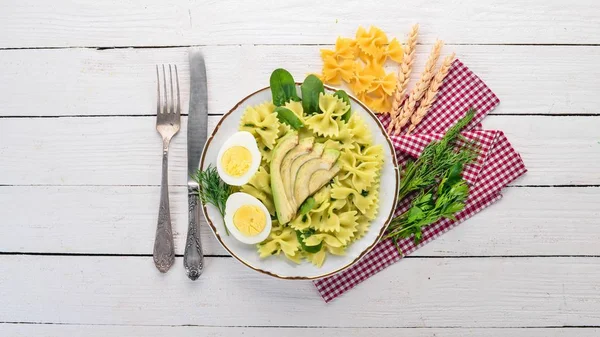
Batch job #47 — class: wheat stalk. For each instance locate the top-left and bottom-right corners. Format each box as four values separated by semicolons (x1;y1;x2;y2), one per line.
406;53;455;135
387;24;419;132
391;39;443;135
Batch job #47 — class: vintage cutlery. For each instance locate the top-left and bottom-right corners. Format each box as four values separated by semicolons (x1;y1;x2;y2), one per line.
153;64;180;273
184;51;208;280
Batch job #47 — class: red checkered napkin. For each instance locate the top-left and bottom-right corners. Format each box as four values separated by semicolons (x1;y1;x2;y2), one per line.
313;60;527;302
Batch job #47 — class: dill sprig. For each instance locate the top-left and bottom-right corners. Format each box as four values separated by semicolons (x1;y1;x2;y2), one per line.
397;108;478;200
192;165;233;235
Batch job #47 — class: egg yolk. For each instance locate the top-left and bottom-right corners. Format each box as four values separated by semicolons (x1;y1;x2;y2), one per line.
233;205;266;236
221;146;252;177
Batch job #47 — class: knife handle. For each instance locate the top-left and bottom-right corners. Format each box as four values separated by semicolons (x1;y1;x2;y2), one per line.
184;190;204;280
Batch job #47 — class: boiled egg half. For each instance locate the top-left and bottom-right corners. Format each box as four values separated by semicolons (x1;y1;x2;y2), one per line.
216;131;262;186
224;192;272;244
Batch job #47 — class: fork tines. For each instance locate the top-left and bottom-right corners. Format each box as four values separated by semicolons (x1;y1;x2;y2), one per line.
156;64;181;116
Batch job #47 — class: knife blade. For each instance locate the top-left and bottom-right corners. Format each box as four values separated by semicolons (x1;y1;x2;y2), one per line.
183;50;207;280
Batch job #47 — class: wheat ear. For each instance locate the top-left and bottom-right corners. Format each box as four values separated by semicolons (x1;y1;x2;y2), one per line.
387;24;419;133
391;39;443;135
406;53;455;135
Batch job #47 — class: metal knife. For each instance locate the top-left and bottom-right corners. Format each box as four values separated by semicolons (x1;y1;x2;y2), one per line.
183;50;208;280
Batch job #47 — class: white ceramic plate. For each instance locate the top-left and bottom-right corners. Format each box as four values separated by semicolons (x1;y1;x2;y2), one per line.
200;84;399;279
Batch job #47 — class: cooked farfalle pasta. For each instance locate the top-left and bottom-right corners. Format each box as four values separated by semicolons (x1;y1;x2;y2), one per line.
240;166;275;215
362;179;381;220
331;121;354;150
239;102;280;149
321;139;343;151
304;232;344;247
333;210;359;245
242;91;384;267
338;150;379;191
353;143;384;163
305;93;348;137
257;221;302;263
352;215;371;242
283;100;305;122
305;247;327;267
346;113;373;145
330;177;377;214
320;93;349;116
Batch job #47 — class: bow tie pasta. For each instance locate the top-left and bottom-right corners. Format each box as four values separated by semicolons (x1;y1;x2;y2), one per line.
239;89;384;267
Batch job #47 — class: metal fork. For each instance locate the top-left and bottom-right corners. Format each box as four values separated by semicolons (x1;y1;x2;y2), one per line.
153;64;180;273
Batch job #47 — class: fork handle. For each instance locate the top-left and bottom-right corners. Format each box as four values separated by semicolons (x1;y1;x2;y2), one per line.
184;188;204;280
153;140;175;272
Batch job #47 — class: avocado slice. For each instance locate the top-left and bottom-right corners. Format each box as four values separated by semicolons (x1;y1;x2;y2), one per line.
270;132;299;224
308;164;341;194
288;142;325;208
281;137;314;211
294;149;340;206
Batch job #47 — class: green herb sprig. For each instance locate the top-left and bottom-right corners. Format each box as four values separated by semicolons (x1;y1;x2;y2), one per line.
192;165;233;235
386;162;470;249
387;109;479;252
397;108;478;200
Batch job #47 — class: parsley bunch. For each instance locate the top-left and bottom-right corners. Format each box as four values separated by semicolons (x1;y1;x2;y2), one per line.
386;162;470;246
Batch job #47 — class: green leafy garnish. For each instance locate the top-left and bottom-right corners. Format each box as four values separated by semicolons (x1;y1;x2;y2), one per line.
295;229;322;253
387;109;479;251
298;197;315;216
334;89;352;122
274;106;304;130
192;164;233;235
301;74;325;114
386;163;470;249
270;68;300;106
397;109;478;200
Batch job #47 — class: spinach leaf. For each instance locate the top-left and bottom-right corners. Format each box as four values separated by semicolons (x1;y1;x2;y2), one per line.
301;74;324;114
334;89;352;122
295;229;322;254
274;107;304;130
298;197;315;216
270;68;300;106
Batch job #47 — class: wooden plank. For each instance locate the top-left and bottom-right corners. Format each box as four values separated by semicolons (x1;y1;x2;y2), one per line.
2;324;599;337
0;115;597;186
0;0;599;47
1;256;599;327
1;186;598;257
1;45;599;117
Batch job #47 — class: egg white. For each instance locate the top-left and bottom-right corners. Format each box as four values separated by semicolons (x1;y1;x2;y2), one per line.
216;131;262;186
224;192;272;245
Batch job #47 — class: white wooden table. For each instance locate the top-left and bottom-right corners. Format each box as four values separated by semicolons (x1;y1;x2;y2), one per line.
1;1;600;336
